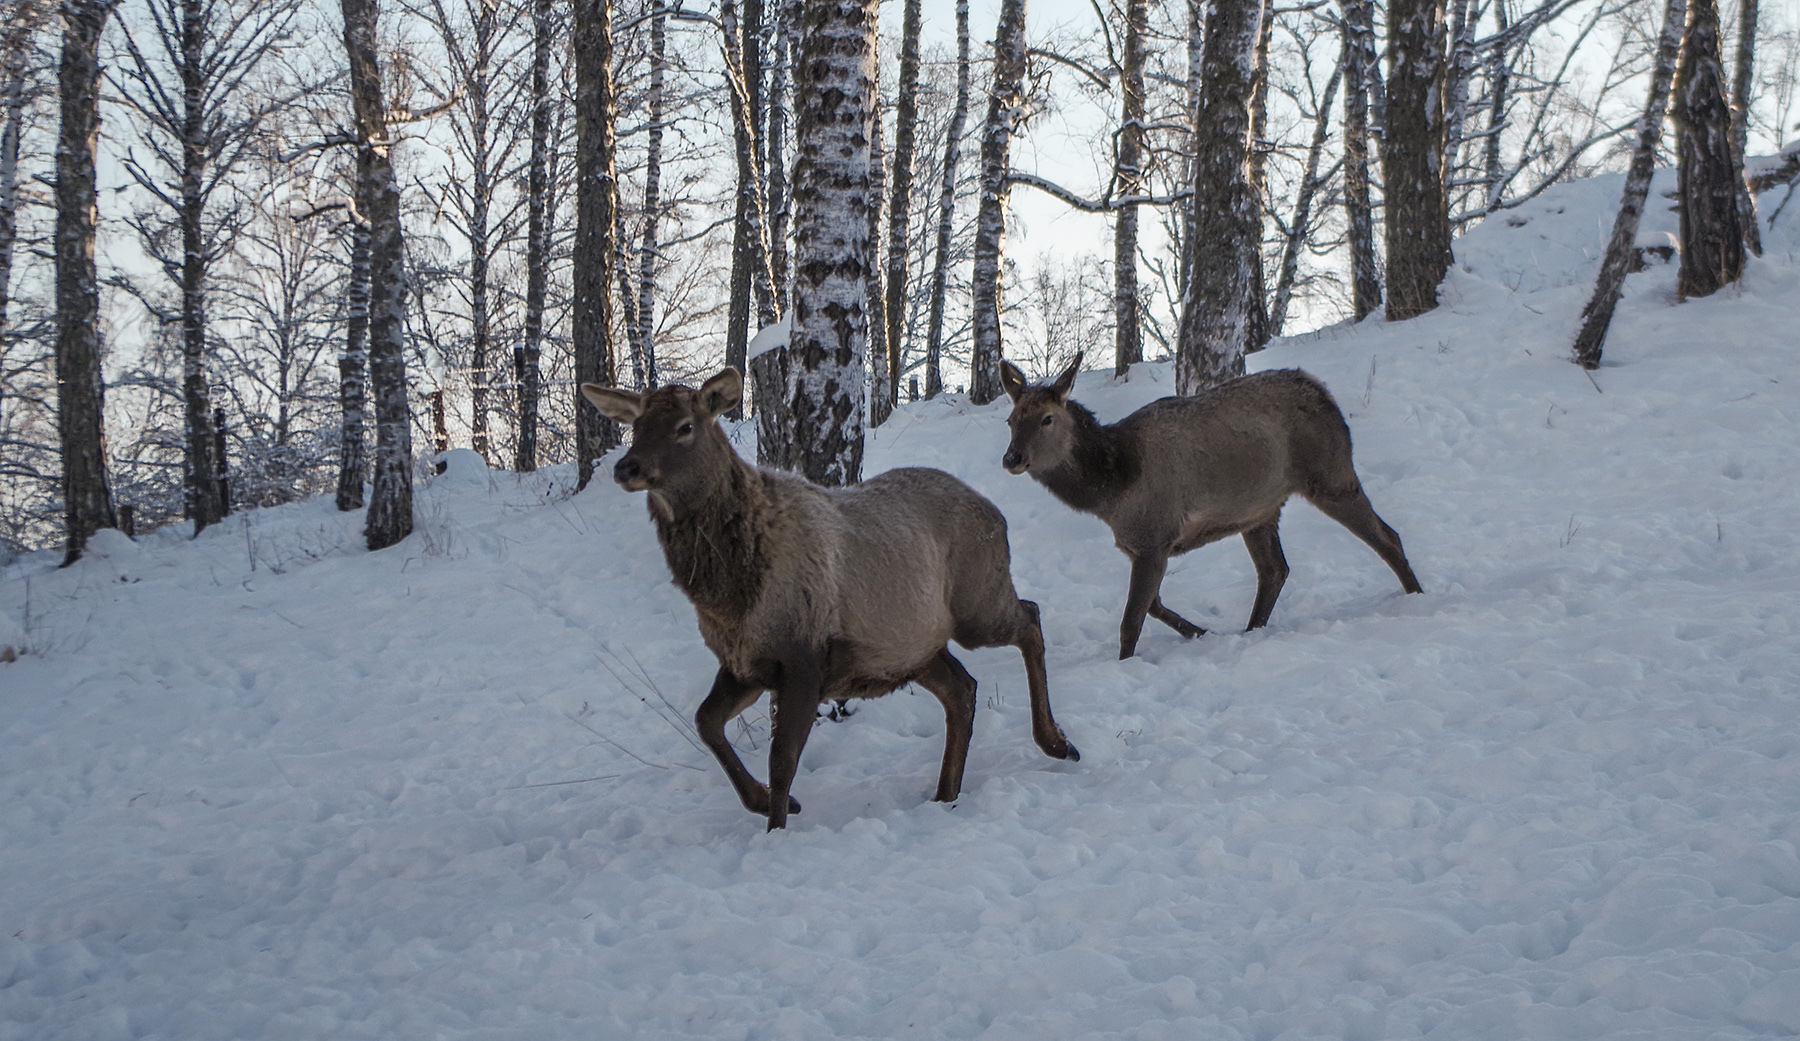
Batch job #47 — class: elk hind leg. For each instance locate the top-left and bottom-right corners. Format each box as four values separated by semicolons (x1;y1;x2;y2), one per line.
1242;521;1290;630
913;648;979;801
1310;486;1423;594
1013;600;1079;761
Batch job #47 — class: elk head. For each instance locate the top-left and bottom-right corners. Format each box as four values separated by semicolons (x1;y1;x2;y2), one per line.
999;352;1082;475
581;368;743;519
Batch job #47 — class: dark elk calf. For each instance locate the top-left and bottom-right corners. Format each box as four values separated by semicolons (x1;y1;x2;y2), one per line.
584;368;1078;831
999;354;1422;659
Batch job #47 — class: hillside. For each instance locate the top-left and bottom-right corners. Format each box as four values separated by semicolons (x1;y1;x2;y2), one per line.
3;175;1799;1040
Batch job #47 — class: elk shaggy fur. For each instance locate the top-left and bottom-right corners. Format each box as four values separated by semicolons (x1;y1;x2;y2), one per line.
1000;354;1422;659
584;368;1078;830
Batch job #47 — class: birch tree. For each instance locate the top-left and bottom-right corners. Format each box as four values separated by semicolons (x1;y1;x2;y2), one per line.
1728;0;1759;256
1571;0;1687;369
883;0;923;405
571;0;620;489
515;0;554;472
921;0;971;400
1113;0;1147;375
786;0;875;484
1674;0;1745;297
1174;0;1262;393
111;0;301;534
1382;0;1451;321
969;0;1027;405
341;0;413;550
1342;0;1382;319
55;0;120;564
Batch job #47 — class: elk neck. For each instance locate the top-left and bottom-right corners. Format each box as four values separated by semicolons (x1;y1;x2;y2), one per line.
652;453;770;622
1034;400;1139;514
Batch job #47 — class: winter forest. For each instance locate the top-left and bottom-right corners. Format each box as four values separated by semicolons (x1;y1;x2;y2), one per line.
0;0;1792;559
6;0;1800;1036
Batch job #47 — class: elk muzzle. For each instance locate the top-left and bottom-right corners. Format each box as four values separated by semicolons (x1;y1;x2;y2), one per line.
1002;446;1028;474
614;453;654;491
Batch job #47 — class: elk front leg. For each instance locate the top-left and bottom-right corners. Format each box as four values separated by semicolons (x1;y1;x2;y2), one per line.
1241;521;1290;630
764;650;827;831
912;649;979;801
694;668;794;817
1120;552;1171;659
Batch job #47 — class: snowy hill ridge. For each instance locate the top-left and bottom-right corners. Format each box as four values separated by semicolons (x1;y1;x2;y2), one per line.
3;177;1799;1040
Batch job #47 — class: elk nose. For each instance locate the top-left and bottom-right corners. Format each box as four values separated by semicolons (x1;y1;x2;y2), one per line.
614;456;642;485
1002;449;1024;472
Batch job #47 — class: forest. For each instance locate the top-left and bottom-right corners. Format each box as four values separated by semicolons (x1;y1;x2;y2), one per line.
0;0;1794;559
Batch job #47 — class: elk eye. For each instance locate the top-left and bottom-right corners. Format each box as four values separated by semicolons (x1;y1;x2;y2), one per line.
1040;414;1054;428
677;421;694;437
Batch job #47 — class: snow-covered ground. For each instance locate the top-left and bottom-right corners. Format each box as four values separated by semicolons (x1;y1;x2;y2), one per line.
4;175;1799;1040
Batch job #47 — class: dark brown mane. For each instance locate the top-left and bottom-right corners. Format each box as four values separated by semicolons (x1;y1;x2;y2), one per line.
1037;398;1139;513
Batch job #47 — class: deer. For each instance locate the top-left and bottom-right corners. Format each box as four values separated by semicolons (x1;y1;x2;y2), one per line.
582;368;1079;831
999;353;1422;660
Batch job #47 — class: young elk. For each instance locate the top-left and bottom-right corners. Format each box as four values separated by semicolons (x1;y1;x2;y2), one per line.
1000;354;1422;659
584;368;1079;831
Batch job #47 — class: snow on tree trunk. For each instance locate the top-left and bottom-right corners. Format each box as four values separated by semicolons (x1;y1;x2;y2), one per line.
883;0;922;405
1382;0;1452;321
1341;0;1382;320
1175;0;1262;394
515;0;552;473
969;0;1027;405
1571;0;1687;369
922;0;971;401
1113;0;1146;376
786;0;875;486
1674;0;1746;299
342;0;413;552
336;199;370;511
55;0;119;565
571;0;621;489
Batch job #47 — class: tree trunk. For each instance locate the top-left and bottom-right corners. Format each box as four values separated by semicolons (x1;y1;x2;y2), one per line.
1483;0;1511;213
1342;0;1381;319
516;0;552;473
0;5;38;353
883;0;922;405
1113;0;1147;376
633;0;667;390
336;201;370;510
466;0;495;463
571;0;621;488
1383;0;1451;321
343;0;413;551
724;0;780;420
1674;0;1745;299
1269;59;1343;336
1243;0;1272;353
1174;0;1261;394
1571;0;1688;368
922;0;971;400
786;0;875;485
1175;0;1202;321
1442;0;1477;198
55;0;119;565
176;0;224;533
1728;0;1760;256
867;63;891;429
766;0;795;319
968;0;1027;405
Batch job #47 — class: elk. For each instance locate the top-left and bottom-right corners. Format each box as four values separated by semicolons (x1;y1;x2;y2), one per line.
1000;354;1422;659
583;368;1079;831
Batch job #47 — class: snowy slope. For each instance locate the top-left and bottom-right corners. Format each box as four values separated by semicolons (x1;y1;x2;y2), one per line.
3;177;1800;1040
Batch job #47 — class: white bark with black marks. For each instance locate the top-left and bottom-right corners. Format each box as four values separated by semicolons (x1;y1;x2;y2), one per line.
969;0;1027;405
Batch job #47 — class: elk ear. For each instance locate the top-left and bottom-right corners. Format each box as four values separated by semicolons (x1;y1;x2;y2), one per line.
582;382;643;423
1000;360;1029;402
1050;352;1082;403
697;367;743;419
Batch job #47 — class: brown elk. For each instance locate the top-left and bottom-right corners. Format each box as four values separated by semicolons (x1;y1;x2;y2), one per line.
999;354;1422;659
583;368;1079;831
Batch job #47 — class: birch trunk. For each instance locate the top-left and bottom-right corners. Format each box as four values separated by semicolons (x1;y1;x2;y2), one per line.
516;0;551;472
1342;0;1381;319
1113;0;1147;376
634;0;667;390
572;0;621;488
1442;0;1476;197
766;0;794;318
725;0;759;404
1483;0;1511;213
1174;0;1261;394
883;0;923;404
1175;0;1201;316
55;0;119;565
1674;0;1746;299
466;0;495;462
786;0;875;485
969;0;1027;405
175;0;224;530
1269;60;1343;336
1729;0;1760;256
867;66;891;428
1381;0;1452;321
1571;0;1687;368
336;199;370;510
343;0;413;551
921;0;971;400
0;2;47;433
